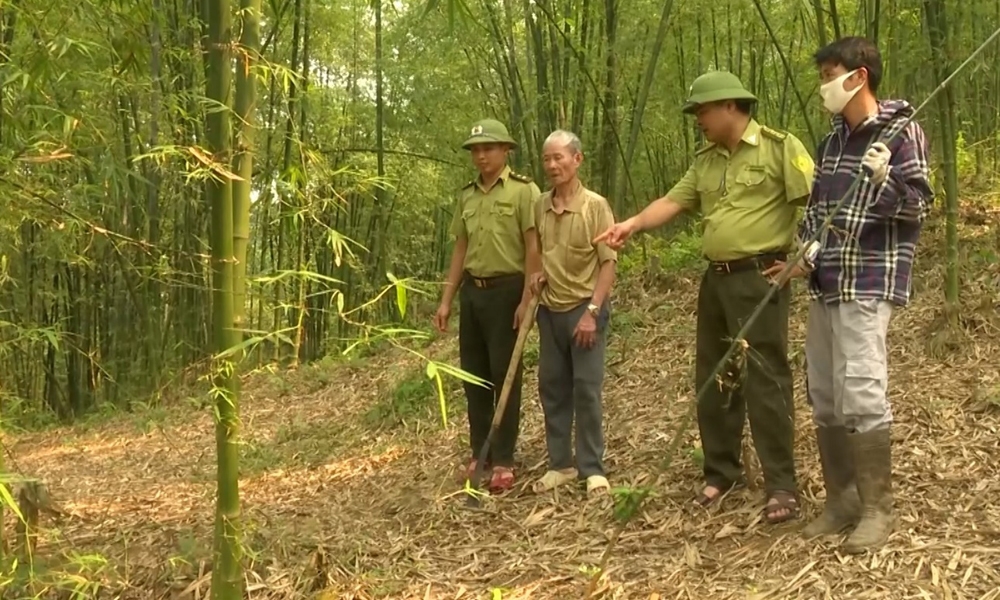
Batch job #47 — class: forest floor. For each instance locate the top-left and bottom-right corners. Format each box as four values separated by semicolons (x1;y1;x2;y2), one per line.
6;198;1000;600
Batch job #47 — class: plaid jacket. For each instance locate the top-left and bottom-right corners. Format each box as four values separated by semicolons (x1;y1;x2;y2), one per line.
798;99;934;306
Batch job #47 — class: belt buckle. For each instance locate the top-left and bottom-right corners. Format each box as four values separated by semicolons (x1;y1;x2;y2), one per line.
713;261;730;274
474;278;486;289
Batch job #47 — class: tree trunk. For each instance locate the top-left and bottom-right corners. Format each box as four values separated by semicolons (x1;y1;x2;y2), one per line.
233;0;261;342
204;0;244;593
922;0;960;326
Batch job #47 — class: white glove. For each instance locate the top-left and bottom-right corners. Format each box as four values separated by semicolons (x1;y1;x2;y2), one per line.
861;142;891;185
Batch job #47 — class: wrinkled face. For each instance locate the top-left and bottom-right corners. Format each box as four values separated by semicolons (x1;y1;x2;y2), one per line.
694;101;736;144
468;143;510;175
542;139;582;185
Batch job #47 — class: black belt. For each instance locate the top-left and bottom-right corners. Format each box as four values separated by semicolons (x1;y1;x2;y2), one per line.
463;272;523;289
708;252;786;274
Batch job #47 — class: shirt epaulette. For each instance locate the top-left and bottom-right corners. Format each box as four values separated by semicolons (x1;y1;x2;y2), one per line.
761;126;788;142
461;179;476;190
695;142;716;156
509;172;533;183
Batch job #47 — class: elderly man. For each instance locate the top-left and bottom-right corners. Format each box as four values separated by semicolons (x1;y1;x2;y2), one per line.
764;37;934;553
528;130;616;497
434;118;541;493
595;71;815;523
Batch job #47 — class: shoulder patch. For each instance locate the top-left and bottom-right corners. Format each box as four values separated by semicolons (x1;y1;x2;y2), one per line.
509;172;533;183
791;154;813;174
695;142;716;156
761;126;788;142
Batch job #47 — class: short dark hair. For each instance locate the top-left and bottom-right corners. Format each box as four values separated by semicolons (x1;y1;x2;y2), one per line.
813;36;883;93
733;99;755;115
711;99;755;116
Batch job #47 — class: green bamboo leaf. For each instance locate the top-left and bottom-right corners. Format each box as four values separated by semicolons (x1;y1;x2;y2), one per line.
326;229;367;267
431;361;491;388
0;481;24;521
426;362;448;427
375;327;426;336
396;285;406;319
387;272;407;319
218;331;294;359
41;328;60;350
252;269;344;286
434;371;447;427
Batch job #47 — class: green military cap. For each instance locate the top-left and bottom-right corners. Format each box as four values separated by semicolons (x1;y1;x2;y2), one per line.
682;71;758;114
461;118;519;149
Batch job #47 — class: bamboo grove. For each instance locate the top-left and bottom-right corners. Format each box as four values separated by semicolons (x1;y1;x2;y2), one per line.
0;0;993;420
0;0;996;590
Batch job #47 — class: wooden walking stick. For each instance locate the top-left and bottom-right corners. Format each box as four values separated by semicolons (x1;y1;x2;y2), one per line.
465;292;541;508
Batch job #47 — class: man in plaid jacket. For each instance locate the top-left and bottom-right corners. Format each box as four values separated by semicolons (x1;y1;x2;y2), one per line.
765;36;934;554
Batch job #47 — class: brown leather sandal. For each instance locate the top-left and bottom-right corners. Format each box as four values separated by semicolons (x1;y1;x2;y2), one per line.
763;490;800;524
693;480;746;508
488;466;516;493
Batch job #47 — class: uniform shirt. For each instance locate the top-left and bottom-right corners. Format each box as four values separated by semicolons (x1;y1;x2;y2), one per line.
450;165;540;278
798;99;933;307
536;183;617;312
666;119;814;262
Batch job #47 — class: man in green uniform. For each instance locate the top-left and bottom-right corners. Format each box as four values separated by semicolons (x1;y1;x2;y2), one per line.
595;71;814;523
433;118;541;493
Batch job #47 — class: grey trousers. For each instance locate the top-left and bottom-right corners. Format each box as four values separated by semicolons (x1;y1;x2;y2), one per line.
805;299;894;433
536;299;609;478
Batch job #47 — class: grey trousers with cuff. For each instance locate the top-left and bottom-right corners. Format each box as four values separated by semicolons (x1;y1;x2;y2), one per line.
536;299;610;478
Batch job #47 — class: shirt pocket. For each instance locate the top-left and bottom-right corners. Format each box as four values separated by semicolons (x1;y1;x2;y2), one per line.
489;201;520;238
734;164;767;187
695;174;724;213
551;213;597;281
730;164;768;205
567;214;594;250
461;204;480;234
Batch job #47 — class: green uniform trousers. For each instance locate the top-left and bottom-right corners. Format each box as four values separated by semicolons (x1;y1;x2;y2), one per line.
458;273;525;467
694;255;797;495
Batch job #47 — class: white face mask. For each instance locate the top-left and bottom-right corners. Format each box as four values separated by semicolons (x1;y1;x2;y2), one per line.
819;69;861;114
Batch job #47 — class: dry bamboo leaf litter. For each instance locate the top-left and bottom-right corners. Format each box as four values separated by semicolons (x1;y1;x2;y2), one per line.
6;206;1000;599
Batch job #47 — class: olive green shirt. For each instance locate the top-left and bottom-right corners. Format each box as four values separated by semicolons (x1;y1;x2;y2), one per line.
666;119;814;262
450;165;541;277
536;184;617;312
